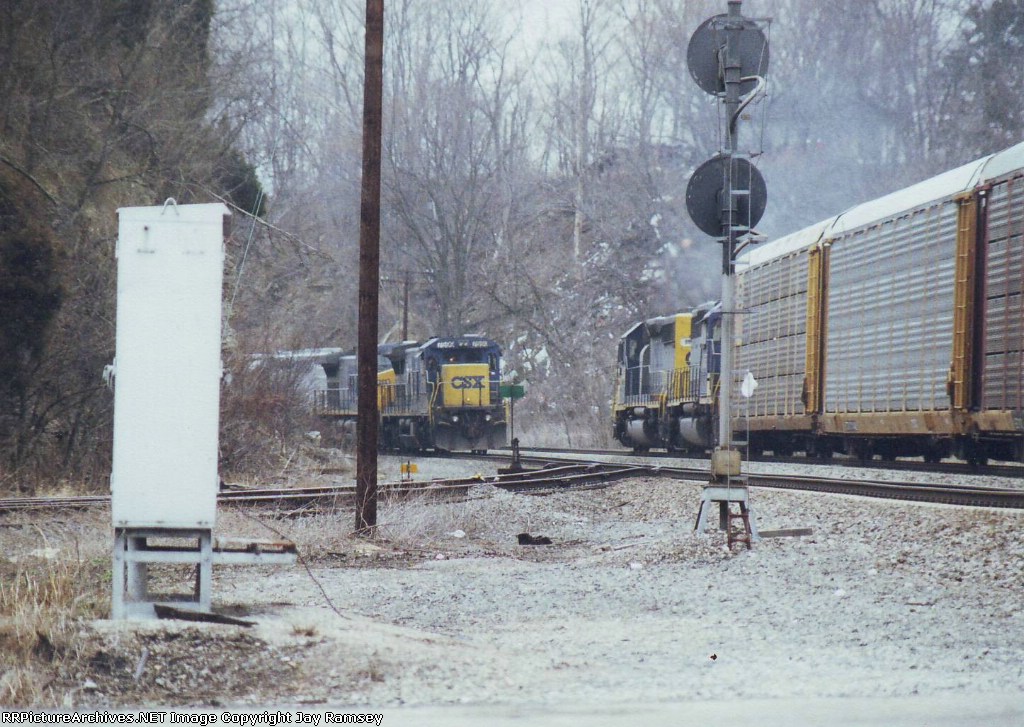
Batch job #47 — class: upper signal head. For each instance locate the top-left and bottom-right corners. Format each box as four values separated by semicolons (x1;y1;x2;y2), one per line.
687;14;769;97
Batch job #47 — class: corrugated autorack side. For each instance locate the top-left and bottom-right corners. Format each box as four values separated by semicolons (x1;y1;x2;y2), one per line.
614;139;1024;464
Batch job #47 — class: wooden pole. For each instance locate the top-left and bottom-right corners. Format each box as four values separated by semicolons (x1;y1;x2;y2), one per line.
355;0;384;534
402;269;410;341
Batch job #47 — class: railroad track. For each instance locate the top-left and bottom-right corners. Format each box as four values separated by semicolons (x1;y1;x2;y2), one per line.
468;450;1024;510
3;453;1022;514
497;445;1024;479
742;471;1024;509
0;462;646;515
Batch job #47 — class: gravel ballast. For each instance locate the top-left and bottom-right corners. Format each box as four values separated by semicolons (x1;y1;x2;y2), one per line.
11;454;1021;724
215;461;1024;714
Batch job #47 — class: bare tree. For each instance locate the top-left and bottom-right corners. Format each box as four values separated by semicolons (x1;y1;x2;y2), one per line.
0;0;283;485
759;0;966;229
937;0;1024;162
382;0;531;336
213;0;366;348
534;0;621;262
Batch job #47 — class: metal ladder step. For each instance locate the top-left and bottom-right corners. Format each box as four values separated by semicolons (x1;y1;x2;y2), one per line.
727;509;752;550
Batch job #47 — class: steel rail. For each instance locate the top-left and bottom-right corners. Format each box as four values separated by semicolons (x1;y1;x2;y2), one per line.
480;452;1024;510
484;445;1024;479
0;464;646;515
3;453;1021;514
742;472;1024;509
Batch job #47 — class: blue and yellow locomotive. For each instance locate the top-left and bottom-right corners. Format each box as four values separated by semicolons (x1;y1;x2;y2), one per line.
612;303;720;453
316;336;508;453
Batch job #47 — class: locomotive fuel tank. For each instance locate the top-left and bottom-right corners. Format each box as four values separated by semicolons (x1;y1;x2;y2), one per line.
678;416;712;449
625;415;658;448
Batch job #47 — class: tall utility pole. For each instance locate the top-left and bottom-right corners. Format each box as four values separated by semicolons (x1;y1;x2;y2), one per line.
355;0;384;534
402;269;410;341
381;268;432;341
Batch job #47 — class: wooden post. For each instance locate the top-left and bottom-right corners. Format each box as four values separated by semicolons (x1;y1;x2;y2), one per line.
355;0;384;534
402;269;410;341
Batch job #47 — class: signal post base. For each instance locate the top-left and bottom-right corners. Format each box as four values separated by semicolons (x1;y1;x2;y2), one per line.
694;482;760;549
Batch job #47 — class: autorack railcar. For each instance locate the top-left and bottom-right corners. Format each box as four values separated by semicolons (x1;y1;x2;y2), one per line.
616;139;1024;464
734;139;1024;464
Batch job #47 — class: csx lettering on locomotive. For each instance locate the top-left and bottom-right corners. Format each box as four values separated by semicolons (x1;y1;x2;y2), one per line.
450;375;485;390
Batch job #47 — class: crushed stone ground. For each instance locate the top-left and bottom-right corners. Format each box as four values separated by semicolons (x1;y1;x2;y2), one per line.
3;456;1024;715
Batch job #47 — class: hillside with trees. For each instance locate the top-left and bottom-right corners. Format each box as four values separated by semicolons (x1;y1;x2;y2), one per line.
0;0;264;487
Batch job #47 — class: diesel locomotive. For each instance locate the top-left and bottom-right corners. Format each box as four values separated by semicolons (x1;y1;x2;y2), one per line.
612;303;720;453
615;139;1024;464
315;335;508;453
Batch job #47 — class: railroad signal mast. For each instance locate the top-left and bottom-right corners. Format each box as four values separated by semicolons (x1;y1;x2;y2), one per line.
686;1;769;546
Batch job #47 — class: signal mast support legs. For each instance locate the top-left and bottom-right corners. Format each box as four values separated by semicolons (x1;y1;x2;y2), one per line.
694;485;760;548
111;528;214;620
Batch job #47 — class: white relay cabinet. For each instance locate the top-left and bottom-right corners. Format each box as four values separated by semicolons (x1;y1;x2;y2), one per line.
110;203;228;529
109;202;228;618
109;202;295;620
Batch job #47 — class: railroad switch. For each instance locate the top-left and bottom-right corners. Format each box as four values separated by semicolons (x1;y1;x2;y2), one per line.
499;437;525;474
